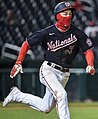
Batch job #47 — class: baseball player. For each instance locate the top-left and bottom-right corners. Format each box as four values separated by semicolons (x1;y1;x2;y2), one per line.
3;2;95;119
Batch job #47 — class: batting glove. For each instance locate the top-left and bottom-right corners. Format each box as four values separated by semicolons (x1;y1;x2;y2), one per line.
10;64;23;78
86;65;95;75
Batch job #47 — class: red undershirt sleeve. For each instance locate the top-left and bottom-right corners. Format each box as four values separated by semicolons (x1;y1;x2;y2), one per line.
16;40;30;64
84;49;94;67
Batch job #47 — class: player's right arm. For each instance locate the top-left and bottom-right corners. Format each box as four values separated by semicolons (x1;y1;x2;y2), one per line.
10;40;30;78
10;29;45;78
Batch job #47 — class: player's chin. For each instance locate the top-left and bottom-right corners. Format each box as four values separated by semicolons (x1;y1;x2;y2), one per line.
64;25;70;29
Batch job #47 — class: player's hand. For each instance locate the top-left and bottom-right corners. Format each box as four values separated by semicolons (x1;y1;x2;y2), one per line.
10;64;23;78
86;65;95;75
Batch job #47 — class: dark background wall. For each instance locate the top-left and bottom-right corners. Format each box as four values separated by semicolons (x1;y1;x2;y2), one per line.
0;0;98;101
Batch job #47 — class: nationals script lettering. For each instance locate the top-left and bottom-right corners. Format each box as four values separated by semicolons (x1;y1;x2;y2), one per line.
47;34;77;52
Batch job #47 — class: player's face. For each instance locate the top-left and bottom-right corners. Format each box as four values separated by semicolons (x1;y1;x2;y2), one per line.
60;10;72;17
56;9;72;28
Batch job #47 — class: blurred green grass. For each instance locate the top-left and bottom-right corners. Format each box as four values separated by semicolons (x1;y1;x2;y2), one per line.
0;102;98;119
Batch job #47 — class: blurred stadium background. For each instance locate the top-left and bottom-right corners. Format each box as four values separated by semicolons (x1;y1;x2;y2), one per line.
0;0;98;102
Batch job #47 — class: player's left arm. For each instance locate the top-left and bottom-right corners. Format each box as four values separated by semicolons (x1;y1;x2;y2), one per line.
84;49;95;75
76;29;95;75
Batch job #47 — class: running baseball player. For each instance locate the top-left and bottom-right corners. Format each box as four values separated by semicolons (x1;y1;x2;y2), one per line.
3;2;95;119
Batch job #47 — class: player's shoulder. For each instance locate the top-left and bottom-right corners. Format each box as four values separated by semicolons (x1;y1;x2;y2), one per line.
35;24;55;37
71;24;89;41
71;24;86;35
71;24;82;32
41;24;56;32
28;25;55;38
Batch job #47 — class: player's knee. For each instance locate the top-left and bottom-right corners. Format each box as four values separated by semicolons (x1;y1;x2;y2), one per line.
44;109;51;114
42;107;52;114
41;103;52;114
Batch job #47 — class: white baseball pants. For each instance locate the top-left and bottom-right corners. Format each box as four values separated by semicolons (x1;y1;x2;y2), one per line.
14;61;70;119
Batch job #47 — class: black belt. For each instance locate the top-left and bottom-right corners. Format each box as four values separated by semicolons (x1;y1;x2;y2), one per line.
47;62;69;72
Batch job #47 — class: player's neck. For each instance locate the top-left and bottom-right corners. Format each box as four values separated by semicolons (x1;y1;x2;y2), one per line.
55;22;70;32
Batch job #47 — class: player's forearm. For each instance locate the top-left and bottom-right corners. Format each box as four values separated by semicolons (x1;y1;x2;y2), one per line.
84;49;94;66
16;40;30;64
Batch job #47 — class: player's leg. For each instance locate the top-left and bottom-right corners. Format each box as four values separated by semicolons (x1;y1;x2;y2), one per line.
40;61;70;119
56;72;70;119
18;87;56;113
42;72;70;119
3;86;55;113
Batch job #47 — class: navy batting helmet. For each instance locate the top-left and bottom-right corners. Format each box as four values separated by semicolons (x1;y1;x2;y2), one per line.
54;2;75;16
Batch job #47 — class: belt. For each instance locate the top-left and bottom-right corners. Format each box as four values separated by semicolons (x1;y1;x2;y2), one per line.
47;62;69;72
